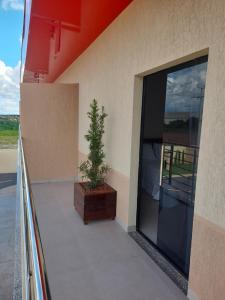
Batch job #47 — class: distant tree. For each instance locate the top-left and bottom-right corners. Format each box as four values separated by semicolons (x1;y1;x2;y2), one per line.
0;116;19;131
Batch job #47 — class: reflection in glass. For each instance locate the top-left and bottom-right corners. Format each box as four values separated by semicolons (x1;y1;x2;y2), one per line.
140;143;162;243
164;62;207;147
138;57;208;277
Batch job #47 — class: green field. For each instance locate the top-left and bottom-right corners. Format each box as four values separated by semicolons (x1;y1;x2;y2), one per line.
163;162;195;177
0;115;19;149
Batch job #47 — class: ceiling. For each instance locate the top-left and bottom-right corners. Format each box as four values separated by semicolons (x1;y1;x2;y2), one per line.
23;0;133;83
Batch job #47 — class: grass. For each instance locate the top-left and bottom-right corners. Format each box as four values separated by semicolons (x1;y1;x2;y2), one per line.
0;130;18;136
0;130;18;149
0;116;19;149
163;163;195;177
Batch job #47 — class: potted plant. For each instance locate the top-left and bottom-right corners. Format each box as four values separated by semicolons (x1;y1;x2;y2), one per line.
74;99;117;224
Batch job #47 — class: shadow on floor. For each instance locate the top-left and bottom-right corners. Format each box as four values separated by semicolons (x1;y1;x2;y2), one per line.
0;173;17;190
0;181;16;300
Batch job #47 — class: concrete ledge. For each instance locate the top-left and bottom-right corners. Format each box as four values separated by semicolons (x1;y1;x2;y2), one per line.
129;231;188;295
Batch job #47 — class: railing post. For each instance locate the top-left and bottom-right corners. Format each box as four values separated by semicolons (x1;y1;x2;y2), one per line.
168;145;174;185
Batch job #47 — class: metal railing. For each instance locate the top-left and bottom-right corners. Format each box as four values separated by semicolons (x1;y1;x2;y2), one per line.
161;143;198;206
18;132;51;300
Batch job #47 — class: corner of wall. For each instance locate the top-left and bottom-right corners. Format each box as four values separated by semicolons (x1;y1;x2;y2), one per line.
188;288;199;300
128;75;143;228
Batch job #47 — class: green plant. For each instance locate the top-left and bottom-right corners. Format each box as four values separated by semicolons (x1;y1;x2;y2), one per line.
79;99;110;189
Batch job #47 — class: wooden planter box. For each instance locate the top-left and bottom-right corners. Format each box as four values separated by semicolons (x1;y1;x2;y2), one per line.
74;182;117;224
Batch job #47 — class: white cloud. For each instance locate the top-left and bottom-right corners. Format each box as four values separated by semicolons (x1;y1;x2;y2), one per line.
166;62;207;113
1;0;24;11
0;60;20;114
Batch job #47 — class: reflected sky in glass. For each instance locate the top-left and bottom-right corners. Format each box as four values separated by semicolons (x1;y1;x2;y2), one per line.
165;62;208;113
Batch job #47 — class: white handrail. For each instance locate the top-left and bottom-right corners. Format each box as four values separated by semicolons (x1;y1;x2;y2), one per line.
19;130;51;300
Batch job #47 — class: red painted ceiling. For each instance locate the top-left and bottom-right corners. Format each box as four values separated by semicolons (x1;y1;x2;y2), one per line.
23;0;133;82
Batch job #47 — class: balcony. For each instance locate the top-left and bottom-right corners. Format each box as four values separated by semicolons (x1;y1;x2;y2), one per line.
18;1;225;299
30;180;187;300
18;81;188;299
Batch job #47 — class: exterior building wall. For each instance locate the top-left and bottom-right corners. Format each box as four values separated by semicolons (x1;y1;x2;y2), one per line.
20;83;79;182
56;0;225;298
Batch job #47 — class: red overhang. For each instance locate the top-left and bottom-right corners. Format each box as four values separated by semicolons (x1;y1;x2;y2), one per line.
23;0;133;83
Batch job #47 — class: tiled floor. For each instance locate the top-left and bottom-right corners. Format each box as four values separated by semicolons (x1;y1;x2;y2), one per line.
32;182;187;300
0;183;16;300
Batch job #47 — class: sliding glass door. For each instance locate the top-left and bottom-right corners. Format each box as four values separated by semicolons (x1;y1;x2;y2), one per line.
137;57;208;277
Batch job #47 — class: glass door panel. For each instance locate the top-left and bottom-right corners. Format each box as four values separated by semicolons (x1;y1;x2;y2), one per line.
137;57;208;277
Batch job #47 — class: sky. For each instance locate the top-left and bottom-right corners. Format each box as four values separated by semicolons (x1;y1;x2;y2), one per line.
166;62;207;113
0;0;24;115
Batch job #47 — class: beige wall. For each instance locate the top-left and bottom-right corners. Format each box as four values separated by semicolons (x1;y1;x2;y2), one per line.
56;1;225;298
57;0;225;226
20;83;78;182
189;215;225;300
